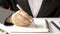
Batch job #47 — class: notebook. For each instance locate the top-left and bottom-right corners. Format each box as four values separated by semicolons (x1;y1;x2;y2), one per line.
0;18;50;33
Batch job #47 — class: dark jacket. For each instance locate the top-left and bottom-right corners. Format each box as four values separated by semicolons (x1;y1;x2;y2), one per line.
1;0;60;17
0;0;60;25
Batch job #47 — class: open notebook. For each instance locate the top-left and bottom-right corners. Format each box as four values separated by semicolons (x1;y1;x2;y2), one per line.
0;18;50;33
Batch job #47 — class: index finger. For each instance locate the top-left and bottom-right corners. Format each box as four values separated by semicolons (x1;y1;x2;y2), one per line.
18;10;33;23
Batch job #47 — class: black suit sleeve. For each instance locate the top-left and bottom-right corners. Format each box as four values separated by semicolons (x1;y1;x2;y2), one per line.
54;4;60;17
7;0;19;11
49;1;60;17
0;0;9;9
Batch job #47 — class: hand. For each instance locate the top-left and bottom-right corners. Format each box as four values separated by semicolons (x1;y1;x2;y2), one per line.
6;10;33;27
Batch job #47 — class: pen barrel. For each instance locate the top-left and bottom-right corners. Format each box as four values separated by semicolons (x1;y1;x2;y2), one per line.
51;21;60;31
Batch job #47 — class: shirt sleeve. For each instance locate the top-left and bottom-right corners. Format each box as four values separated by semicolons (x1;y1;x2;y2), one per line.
0;7;15;25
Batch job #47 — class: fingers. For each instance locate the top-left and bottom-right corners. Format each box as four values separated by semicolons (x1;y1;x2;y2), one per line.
17;10;33;23
11;11;33;26
18;14;30;24
11;9;34;26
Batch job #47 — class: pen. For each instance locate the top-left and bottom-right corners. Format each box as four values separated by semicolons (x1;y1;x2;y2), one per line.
32;20;37;28
44;19;50;32
16;4;37;28
51;21;60;31
45;19;50;29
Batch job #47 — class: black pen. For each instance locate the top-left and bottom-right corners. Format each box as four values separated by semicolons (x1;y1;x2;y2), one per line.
51;21;60;31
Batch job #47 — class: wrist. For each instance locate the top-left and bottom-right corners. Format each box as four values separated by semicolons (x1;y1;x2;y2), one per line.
5;16;13;24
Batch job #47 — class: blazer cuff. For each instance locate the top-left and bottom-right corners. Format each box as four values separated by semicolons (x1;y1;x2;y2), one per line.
0;7;15;25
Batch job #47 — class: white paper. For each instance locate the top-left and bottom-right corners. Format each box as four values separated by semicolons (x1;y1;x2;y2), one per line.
0;18;49;33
